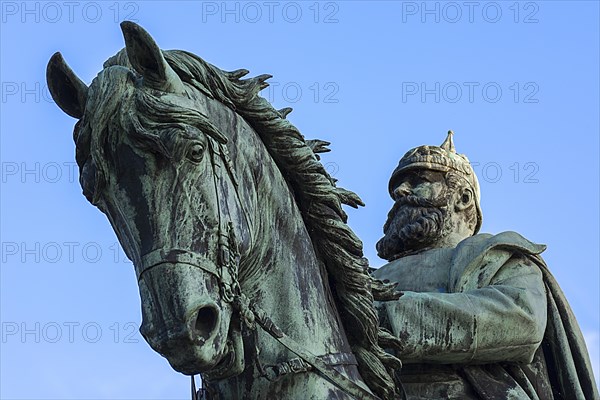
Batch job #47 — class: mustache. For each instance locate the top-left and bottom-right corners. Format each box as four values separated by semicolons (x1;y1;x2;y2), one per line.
395;194;447;209
383;194;447;232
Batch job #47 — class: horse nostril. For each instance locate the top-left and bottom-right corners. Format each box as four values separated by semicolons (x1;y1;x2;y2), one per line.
193;305;219;343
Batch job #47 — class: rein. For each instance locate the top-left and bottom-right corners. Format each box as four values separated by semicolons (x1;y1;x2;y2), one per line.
139;140;381;400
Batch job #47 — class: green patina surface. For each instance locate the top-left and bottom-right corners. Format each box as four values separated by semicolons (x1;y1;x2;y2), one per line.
46;22;597;400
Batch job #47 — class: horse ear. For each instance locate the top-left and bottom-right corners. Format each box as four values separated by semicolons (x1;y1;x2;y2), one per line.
120;21;185;93
46;52;88;119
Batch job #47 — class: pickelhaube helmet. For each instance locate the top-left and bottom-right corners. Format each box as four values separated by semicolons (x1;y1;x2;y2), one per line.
388;131;482;234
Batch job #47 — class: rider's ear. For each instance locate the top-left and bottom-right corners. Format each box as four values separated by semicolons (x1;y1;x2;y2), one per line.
454;186;474;211
120;21;186;94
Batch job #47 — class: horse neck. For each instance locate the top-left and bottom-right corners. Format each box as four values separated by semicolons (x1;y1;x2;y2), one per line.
248;167;349;350
204;98;365;398
236;134;353;366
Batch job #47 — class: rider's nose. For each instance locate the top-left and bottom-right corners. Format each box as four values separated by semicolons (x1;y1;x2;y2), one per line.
393;182;411;199
188;304;220;345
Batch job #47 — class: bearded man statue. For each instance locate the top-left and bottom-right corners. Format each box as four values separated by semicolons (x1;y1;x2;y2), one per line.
373;131;598;399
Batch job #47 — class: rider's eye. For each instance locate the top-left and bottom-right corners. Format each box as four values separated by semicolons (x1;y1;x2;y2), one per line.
186;143;205;162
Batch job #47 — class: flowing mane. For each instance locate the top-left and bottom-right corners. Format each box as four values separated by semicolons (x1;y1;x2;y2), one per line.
81;48;403;398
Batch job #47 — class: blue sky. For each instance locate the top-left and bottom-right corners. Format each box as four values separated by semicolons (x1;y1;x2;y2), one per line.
1;1;598;398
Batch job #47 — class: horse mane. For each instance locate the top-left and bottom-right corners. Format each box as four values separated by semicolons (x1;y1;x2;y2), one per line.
96;48;403;399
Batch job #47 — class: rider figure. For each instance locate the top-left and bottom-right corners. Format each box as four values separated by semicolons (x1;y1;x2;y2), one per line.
373;131;598;399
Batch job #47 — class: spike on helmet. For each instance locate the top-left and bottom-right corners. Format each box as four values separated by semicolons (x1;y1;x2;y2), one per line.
388;131;483;234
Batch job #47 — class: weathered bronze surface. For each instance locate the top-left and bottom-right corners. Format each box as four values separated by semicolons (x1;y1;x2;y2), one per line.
46;22;404;399
374;132;599;399
46;20;597;400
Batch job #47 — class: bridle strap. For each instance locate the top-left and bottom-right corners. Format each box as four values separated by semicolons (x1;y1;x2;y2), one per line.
138;249;221;282
249;304;382;400
263;352;357;381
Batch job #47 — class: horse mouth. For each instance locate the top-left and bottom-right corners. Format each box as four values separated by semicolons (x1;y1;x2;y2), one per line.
165;337;237;377
172;354;229;376
213;348;235;371
204;331;245;380
202;343;236;379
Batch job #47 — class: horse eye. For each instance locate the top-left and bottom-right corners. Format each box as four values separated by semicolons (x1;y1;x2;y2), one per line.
186;143;205;162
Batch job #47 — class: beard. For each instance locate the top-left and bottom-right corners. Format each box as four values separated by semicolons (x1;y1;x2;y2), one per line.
376;194;449;261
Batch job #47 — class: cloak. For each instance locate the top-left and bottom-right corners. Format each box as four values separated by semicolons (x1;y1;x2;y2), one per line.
375;232;598;399
448;232;598;399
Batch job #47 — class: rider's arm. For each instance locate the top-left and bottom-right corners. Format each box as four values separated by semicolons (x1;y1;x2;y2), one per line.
382;255;547;364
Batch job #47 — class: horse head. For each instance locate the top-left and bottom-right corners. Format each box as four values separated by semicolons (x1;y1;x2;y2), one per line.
47;22;252;378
